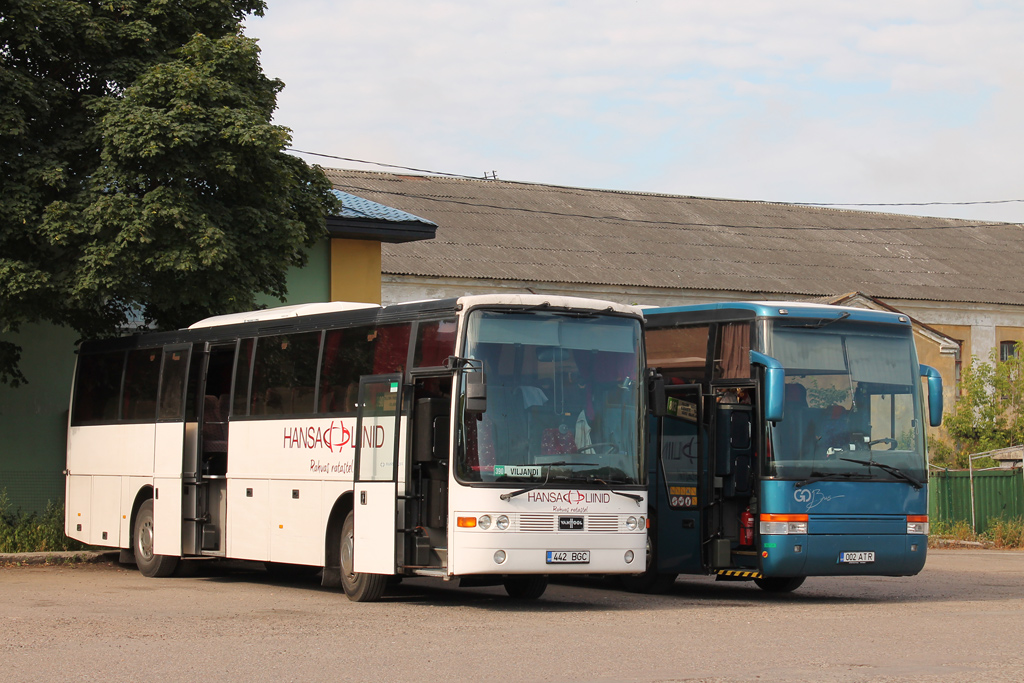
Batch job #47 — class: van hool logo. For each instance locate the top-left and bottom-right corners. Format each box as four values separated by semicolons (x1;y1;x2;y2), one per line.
283;421;385;452
526;491;612;504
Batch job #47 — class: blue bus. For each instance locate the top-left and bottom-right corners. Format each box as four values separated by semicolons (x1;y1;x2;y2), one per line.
630;301;942;593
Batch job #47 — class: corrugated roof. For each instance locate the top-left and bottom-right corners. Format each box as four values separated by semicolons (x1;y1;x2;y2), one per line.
323;169;1024;306
330;189;436;225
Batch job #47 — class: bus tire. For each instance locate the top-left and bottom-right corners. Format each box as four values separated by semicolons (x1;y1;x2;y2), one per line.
340;511;388;602
503;575;548;599
133;500;179;578
754;576;805;593
620;528;677;594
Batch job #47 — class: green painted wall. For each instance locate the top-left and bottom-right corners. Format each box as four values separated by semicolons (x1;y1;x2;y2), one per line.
0;323;80;512
255;241;330;308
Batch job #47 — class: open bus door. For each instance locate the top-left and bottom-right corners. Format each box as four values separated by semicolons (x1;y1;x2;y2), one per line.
658;384;706;576
152;344;192;559
352;374;403;574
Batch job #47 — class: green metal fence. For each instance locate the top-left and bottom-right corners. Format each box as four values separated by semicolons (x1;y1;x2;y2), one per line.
929;468;1024;532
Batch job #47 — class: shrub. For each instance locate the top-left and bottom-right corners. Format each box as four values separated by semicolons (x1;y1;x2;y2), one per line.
0;490;88;553
985;516;1024;549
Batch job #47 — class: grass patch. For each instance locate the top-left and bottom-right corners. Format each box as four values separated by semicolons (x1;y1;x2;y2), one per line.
0;490;88;553
929;516;1024;549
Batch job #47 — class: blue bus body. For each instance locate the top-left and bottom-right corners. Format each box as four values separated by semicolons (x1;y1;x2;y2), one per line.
637;302;939;592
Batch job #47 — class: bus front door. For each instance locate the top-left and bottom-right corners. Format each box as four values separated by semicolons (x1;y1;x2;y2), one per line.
658;385;704;576
352;375;403;574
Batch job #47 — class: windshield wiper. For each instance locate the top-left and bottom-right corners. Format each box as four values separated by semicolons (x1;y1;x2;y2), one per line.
779;311;851;329
839;457;923;489
586;476;644;505
794;471;871;488
499;461;599;500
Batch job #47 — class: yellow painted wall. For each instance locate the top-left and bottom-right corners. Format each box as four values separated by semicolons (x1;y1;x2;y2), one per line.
330;238;382;304
913;329;957;443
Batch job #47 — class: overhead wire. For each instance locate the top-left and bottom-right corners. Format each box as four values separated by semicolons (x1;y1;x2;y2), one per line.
288;148;1024;230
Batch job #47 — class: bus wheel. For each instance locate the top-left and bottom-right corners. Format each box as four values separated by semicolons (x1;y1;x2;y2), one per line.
133;500;179;578
503;575;548;599
754;576;805;593
339;511;387;602
620;532;677;594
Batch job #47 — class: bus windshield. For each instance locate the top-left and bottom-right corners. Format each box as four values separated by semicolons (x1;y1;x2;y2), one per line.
766;319;927;483
456;310;644;486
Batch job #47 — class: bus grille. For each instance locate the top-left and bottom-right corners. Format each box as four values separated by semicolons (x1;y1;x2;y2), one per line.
587;515;619;532
516;514;621;532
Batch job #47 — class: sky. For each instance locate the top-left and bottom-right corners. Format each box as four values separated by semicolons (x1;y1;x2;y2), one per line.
247;1;1024;224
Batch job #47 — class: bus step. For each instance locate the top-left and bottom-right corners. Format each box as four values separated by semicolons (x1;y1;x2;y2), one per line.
409;568;448;579
715;569;762;581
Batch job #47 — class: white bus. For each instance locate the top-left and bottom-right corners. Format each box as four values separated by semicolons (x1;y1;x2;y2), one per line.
65;294;648;601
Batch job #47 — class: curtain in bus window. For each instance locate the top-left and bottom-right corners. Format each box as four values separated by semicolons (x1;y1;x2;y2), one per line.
716;322;750;379
123;348;161;420
250;332;321;416
319;327;375;414
846;336;914;385
414;319;457;367
373;324;411;374
71;352;125;424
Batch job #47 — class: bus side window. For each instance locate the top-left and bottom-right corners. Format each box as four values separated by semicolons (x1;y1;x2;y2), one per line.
232;338;254;418
414;319;457;368
318;327;375;414
250;332;322;416
158;349;189;420
71;351;125;424
123;348;162;421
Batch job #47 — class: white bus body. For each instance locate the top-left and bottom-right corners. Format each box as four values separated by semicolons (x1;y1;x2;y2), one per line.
65;295;648;600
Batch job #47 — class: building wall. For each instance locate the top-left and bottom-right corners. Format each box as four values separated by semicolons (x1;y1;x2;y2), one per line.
0;323;80;512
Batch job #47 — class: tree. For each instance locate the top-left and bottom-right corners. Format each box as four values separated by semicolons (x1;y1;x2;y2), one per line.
944;342;1024;467
1;1;339;386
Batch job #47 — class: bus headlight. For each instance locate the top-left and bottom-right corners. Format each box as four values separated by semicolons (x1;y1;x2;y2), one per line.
759;514;808;535
493;550;506;564
496;515;510;530
625;550;635;563
907;515;929;535
626;516;638;530
478;515;492;530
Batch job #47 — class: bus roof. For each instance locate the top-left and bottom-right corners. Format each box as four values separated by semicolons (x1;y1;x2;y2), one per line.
189;294;643;330
644;301;911;325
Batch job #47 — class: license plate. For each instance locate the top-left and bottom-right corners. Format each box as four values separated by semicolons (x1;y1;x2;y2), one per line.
546;550;590;564
839;551;875;564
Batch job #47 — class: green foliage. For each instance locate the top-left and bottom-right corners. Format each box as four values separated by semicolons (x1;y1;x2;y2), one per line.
929;518;976;542
944;342;1024;466
927;436;956;468
1;1;339;385
0;490;87;553
987;516;1024;549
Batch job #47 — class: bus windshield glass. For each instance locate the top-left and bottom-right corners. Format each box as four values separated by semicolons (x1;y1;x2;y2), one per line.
456;310;643;486
766;319;926;483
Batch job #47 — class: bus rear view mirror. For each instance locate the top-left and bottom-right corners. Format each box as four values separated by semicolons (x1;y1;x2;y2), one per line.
750;351;784;423
919;364;943;427
466;371;487;413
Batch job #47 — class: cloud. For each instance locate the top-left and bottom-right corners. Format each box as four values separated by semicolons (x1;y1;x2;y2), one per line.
248;1;1024;222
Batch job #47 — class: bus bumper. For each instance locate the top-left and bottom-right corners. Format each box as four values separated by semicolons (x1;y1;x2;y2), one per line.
451;530;646;575
760;534;928;577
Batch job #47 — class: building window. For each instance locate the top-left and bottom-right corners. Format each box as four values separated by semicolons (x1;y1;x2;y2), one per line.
1000;340;1020;362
